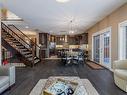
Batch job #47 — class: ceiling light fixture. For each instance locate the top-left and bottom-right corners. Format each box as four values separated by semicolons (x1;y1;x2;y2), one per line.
56;0;70;3
69;20;75;34
25;26;29;29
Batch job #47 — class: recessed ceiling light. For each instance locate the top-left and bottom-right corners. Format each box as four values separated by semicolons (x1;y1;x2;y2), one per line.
25;26;29;29
56;0;70;3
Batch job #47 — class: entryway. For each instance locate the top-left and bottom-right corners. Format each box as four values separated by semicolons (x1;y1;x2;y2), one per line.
92;27;111;69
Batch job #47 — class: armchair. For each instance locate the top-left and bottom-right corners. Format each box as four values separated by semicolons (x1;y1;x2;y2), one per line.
0;66;15;94
113;60;127;92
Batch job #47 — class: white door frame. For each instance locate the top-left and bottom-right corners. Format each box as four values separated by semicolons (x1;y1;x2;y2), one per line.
92;27;112;68
118;20;127;60
92;34;100;63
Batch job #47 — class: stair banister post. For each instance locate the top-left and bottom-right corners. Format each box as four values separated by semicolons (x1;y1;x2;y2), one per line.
0;22;1;66
31;41;35;67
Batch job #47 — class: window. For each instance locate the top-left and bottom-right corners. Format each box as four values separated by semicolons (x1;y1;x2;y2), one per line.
119;21;127;60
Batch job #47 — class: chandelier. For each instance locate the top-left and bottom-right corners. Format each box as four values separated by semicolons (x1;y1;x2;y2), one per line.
69;20;75;34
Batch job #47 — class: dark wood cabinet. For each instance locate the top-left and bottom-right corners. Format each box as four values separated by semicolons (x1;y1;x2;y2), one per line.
55;36;65;45
39;33;49;48
49;33;88;45
68;35;80;45
39;49;46;59
80;33;88;44
39;33;50;58
50;35;56;42
68;33;88;45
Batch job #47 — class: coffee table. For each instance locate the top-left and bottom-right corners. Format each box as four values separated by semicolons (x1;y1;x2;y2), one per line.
42;77;87;95
29;76;99;95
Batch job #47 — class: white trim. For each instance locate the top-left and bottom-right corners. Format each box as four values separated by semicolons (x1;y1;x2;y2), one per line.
119;20;127;27
92;35;94;61
118;20;127;60
92;27;112;69
110;30;112;69
92;27;112;36
100;34;103;64
92;34;100;62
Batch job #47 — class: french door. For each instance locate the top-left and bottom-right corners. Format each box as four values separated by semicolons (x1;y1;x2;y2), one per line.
93;35;100;63
102;32;110;66
93;28;111;68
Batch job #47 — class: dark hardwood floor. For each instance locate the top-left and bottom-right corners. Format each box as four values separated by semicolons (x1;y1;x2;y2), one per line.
1;60;127;95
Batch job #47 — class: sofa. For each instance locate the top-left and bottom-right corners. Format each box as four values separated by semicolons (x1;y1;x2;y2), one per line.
0;65;15;94
113;60;127;92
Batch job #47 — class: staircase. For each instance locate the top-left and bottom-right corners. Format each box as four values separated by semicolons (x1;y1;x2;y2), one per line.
1;22;41;67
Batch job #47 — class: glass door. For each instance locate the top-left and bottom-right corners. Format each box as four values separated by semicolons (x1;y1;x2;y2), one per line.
102;32;111;68
93;28;111;68
93;35;100;63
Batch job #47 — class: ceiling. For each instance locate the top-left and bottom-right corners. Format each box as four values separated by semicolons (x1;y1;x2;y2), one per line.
3;0;127;35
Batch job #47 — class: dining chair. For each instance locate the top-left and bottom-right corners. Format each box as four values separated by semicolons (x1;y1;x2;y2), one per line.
73;52;84;64
61;53;72;65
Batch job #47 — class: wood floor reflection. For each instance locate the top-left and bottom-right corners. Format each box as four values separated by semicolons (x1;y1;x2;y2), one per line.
2;60;127;95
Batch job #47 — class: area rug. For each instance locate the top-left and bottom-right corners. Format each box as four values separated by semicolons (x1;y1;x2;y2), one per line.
86;61;104;70
29;79;99;95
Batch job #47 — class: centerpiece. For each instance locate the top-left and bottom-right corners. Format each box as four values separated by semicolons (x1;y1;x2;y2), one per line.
42;78;78;95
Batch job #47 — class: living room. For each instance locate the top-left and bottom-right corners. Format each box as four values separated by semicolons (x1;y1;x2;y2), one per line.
0;0;127;95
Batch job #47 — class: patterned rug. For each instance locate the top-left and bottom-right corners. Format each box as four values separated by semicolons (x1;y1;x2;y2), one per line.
86;61;104;70
29;77;99;95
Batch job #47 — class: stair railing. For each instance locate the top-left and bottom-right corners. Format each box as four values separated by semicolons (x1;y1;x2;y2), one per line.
1;22;38;65
2;22;31;49
8;24;40;58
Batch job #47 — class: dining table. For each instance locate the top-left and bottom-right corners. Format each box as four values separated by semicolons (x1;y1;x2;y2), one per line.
65;51;79;57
